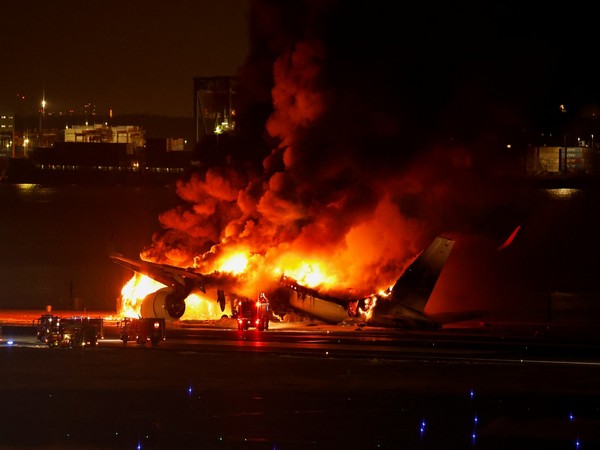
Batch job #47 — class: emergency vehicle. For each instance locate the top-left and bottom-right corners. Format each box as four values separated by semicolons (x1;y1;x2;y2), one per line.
34;314;103;348
117;317;166;346
236;293;270;331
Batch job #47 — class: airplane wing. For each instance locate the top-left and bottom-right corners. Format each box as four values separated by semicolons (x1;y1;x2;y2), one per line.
110;253;208;293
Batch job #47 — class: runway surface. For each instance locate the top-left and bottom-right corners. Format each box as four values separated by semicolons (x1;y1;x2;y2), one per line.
2;310;600;449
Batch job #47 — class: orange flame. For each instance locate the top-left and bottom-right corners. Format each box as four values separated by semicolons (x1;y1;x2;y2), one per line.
181;291;233;320
217;251;248;274
118;274;234;321
119;273;165;318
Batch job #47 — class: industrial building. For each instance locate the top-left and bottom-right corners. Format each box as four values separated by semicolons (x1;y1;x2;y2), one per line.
64;124;144;150
193;76;239;144
526;144;596;177
2;75;239;183
5;120;191;185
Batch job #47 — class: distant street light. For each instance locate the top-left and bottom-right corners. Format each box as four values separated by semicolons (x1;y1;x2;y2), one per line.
40;98;46;147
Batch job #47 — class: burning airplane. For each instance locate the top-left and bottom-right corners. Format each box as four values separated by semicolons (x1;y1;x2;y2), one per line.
110;235;456;329
109;2;529;326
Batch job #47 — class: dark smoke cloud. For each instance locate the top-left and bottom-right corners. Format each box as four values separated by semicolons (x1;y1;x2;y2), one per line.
141;1;567;309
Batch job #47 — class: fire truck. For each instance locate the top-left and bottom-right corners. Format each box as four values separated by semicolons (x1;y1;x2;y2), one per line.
236;293;270;331
34;314;103;348
117;317;166;346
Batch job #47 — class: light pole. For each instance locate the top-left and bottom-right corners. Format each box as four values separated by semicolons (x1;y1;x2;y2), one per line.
40;98;46;147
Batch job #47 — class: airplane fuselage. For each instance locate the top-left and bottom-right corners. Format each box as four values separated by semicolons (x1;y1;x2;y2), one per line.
288;289;352;324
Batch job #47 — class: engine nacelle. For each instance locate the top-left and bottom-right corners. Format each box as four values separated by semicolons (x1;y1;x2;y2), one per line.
140;287;186;321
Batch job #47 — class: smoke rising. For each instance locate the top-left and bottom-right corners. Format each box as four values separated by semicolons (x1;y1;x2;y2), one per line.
141;1;537;309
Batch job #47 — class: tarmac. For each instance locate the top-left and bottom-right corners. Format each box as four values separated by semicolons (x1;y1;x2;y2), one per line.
2;309;600;449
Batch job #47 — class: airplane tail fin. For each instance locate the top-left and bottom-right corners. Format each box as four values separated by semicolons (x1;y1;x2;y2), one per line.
389;236;454;313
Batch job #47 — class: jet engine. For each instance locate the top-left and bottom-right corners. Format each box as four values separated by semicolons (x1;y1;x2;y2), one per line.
139;287;186;320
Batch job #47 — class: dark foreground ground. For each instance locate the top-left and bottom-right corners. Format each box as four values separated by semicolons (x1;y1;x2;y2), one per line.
2;321;600;450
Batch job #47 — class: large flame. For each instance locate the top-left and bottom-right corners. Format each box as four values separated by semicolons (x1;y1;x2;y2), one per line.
182;291;234;320
119;273;165;318
118;252;245;319
216;251;248;274
118;274;236;320
117;247;350;319
274;259;337;290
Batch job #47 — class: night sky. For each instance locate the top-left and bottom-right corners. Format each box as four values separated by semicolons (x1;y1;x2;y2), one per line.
0;0;250;117
1;1;597;125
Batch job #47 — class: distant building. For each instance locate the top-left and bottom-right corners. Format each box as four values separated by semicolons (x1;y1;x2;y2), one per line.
193;76;239;144
64;124;145;154
526;145;595;175
0;111;14;157
146;137;186;152
5;120;192;184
